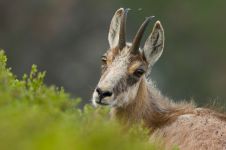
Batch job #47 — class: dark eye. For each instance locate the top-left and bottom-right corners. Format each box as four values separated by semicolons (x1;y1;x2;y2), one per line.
101;56;107;64
134;69;145;77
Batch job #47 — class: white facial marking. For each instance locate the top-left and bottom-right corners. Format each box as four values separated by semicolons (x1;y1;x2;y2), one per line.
92;90;98;107
92;47;131;106
98;47;130;92
92;44;143;107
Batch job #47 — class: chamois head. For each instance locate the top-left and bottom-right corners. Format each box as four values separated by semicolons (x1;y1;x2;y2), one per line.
92;8;164;107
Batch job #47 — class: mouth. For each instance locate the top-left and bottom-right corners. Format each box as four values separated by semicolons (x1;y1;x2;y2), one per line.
95;101;109;106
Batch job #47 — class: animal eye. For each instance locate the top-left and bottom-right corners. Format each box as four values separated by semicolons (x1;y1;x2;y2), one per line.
134;69;145;77
101;56;107;64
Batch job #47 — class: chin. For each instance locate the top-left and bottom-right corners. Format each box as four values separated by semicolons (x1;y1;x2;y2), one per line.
92;96;112;107
91;92;98;107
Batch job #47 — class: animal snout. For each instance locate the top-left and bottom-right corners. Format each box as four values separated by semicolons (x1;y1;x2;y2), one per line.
96;87;113;100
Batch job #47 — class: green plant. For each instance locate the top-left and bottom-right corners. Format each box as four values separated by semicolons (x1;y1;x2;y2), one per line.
0;50;163;150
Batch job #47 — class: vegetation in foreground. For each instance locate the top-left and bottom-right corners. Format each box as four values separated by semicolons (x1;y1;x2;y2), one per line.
0;50;168;150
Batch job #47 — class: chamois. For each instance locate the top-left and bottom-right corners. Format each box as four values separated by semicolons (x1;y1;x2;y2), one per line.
92;8;226;150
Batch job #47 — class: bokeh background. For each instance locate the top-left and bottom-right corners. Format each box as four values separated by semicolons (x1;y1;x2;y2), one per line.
1;0;226;106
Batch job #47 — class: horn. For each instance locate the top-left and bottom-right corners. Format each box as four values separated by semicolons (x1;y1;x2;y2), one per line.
130;16;155;53
118;8;129;50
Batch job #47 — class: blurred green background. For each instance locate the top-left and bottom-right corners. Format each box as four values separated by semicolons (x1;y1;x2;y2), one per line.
0;0;226;105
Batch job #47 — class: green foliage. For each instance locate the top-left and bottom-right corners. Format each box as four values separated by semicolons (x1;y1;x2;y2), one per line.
0;50;161;150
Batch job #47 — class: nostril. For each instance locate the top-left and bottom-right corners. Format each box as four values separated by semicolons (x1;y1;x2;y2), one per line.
96;87;112;98
96;88;102;95
102;91;112;97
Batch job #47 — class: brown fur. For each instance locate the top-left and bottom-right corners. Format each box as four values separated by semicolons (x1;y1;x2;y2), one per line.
111;77;226;150
100;46;226;149
94;8;226;149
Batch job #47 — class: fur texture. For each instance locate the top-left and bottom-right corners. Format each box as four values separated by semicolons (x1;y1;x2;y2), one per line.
92;8;226;150
112;78;226;150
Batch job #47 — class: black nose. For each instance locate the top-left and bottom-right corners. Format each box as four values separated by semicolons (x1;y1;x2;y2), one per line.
96;87;112;99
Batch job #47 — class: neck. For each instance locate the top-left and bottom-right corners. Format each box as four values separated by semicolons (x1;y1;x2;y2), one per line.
111;77;194;130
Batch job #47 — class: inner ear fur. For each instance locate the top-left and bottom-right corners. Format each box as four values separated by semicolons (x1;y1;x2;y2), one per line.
143;21;165;66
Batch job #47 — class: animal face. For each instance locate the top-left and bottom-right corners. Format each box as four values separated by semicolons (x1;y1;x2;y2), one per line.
92;8;165;107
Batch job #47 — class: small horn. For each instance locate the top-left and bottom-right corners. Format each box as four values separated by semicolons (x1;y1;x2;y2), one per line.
118;8;130;50
130;16;155;53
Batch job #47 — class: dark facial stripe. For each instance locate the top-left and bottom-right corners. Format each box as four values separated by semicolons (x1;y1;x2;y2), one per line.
113;77;128;98
127;75;140;86
113;74;140;98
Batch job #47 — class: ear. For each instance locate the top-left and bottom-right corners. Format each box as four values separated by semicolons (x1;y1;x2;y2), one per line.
108;8;124;48
143;21;164;66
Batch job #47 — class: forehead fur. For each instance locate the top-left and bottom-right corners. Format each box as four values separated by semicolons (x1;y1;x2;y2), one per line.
105;44;147;69
98;44;148;93
98;47;129;94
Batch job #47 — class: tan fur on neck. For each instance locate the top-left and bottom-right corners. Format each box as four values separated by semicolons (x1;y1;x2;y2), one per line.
95;9;226;149
111;77;226;150
112;77;194;129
